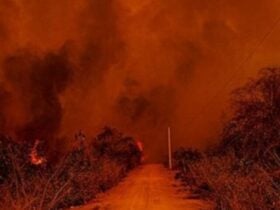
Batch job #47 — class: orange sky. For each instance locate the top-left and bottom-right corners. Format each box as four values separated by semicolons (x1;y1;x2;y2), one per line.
1;0;280;161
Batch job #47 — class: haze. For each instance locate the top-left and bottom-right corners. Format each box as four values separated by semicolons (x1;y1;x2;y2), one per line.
1;0;280;161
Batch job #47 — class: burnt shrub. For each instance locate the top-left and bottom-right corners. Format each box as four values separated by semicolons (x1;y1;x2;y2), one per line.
0;127;142;210
174;68;280;210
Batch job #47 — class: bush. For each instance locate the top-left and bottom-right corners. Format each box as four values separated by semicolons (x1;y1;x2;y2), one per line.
0;127;142;210
174;68;280;210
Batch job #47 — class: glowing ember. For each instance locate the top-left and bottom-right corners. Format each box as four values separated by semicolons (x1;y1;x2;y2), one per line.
30;139;46;165
136;140;145;162
136;140;143;152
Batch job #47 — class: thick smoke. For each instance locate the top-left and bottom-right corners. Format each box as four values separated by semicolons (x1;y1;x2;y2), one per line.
2;47;73;154
115;82;176;161
0;0;280;161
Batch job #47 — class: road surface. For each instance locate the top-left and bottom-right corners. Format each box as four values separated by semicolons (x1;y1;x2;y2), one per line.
74;164;210;210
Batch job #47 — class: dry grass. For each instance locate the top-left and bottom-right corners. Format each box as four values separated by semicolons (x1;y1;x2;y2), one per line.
0;127;142;210
173;68;280;210
174;150;280;210
193;154;279;209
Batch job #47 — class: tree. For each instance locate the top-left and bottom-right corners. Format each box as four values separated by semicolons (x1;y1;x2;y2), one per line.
92;127;142;169
222;67;280;164
173;147;201;173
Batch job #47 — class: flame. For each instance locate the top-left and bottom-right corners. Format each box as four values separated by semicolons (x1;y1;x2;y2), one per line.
30;139;46;165
136;140;145;163
136;140;143;152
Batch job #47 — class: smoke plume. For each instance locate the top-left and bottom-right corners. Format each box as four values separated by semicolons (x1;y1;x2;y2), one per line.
2;47;73;154
0;0;280;161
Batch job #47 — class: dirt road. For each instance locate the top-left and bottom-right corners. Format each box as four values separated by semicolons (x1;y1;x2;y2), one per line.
74;164;210;210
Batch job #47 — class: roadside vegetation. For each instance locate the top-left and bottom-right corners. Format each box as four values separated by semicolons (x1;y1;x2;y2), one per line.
174;68;280;210
0;127;142;210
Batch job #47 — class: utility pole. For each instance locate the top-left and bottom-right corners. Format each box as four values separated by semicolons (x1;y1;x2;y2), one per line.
168;126;172;170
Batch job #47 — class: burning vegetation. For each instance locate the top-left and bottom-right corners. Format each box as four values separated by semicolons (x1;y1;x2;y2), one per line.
29;139;46;166
0;127;142;209
173;67;280;210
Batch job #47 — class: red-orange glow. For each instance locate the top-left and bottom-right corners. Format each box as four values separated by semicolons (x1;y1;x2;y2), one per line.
136;140;143;152
136;140;145;162
29;139;46;165
1;0;280;162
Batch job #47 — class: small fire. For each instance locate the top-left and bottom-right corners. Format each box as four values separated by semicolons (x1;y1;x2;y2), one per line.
30;139;46;165
136;140;145;162
136;140;143;152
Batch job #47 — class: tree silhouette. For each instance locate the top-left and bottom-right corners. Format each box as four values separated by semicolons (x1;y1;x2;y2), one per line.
222;67;280;164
